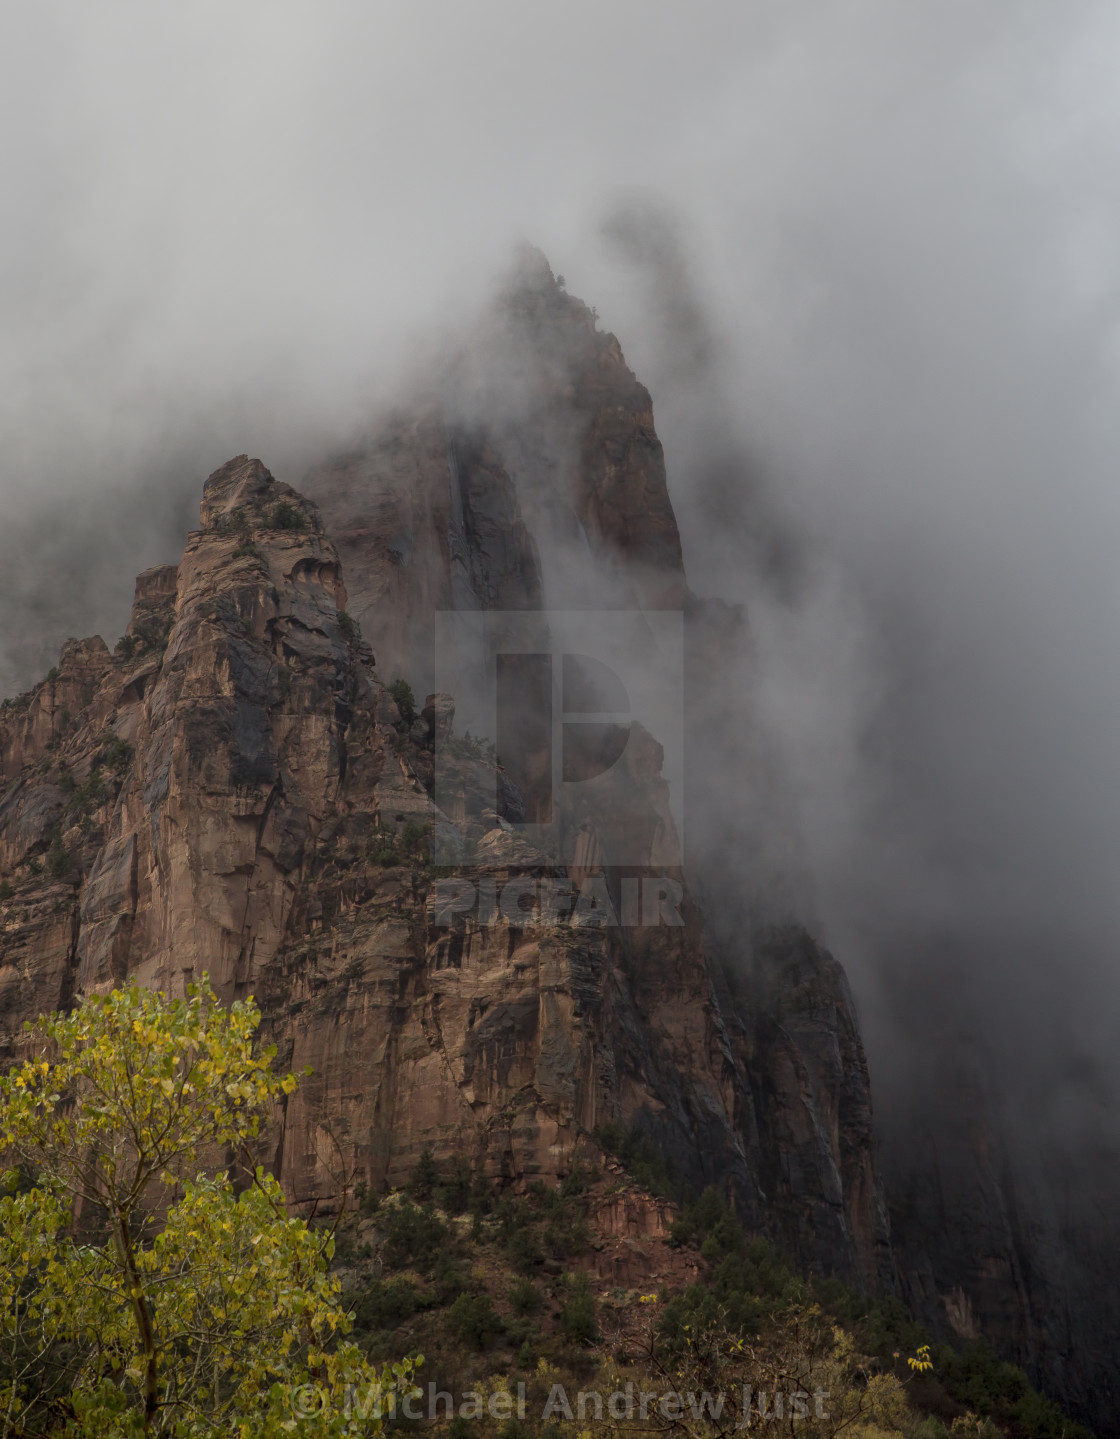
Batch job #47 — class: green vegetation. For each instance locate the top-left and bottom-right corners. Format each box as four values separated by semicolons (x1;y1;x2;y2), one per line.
594;1118;679;1200
646;1184;1091;1439
448;1291;505;1350
270;500;301;530
364;819;431;869
660;1186;804;1340
366;836;400;866
0;979;417;1436
556;1272;596;1345
509;1278;543;1317
99;731;134;774
115;617;171;662
72;765;107;814
399;820;432;863
447;729;498;765
343;1152;602;1383
388;678;416;725
407;1147;438;1202
46;835;70;881
0;1001;1079;1439
0;955;1088;1439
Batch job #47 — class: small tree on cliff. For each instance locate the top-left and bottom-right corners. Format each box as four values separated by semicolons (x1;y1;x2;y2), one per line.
0;977;418;1437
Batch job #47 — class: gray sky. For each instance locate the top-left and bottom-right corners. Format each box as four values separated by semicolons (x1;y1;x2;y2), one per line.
4;1;1120;1146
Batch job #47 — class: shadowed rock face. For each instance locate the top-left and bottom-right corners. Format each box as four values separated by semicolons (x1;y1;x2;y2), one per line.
0;264;892;1301
884;1058;1120;1431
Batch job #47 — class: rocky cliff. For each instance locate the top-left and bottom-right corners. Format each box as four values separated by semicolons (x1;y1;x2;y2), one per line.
0;256;892;1304
883;1052;1120;1431
8;254;1116;1430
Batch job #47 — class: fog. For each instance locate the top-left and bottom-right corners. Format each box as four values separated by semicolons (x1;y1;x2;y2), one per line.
4;0;1120;1210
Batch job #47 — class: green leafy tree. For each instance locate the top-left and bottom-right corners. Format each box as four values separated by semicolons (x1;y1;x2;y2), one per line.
557;1271;597;1345
0;978;418;1437
406;1149;437;1203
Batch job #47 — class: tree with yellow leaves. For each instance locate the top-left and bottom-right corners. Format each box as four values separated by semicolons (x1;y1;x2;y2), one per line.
0;977;417;1437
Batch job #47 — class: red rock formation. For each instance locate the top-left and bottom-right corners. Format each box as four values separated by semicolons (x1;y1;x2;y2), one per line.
0;265;892;1299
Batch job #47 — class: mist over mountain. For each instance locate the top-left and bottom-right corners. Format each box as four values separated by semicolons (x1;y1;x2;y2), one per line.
3;1;1120;1428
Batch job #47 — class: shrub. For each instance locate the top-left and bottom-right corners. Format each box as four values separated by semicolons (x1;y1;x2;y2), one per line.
508;1227;544;1272
47;837;70;881
435;1156;474;1216
399;821;431;864
408;1148;438;1203
509;1278;542;1317
431;1250;469;1305
448;1291;503;1350
115;620;170;660
382;1200;448;1274
542;1215;589;1262
389;678;416;725
351;1277;424;1332
100;734;133;774
74;767;107;813
594;1119;677;1199
270;500;301;530
353;1181;380;1218
557;1271;597;1345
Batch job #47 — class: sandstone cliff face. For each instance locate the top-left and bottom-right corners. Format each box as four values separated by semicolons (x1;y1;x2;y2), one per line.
0;262;891;1301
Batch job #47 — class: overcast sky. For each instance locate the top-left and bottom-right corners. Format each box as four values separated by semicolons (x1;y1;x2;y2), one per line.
4;0;1120;1147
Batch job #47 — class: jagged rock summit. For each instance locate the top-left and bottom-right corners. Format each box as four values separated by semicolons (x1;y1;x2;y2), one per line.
0;264;892;1302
